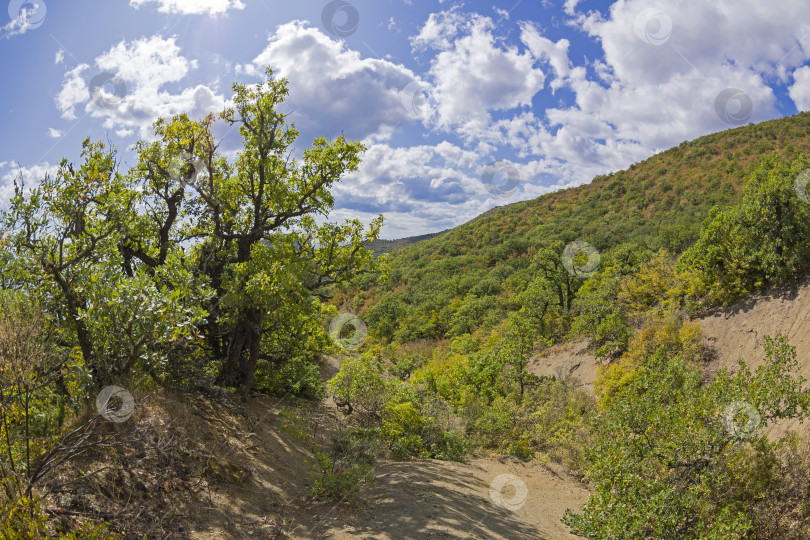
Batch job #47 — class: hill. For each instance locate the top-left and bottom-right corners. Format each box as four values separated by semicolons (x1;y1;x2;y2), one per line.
366;231;446;256
341;112;810;343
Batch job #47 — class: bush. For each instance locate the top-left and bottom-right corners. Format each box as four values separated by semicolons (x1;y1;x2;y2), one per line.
679;153;810;308
467;380;594;471
565;335;810;538
595;310;703;408
328;354;392;424
254;354;325;399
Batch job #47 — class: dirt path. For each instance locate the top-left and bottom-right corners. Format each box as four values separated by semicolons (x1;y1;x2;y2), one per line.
529;340;599;395
297;356;590;539
182;355;589;539
303;459;588;540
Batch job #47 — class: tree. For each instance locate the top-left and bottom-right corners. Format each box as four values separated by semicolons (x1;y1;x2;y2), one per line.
3;141;205;389
328;354;391;424
2;69;383;394
532;241;580;313
499;312;548;396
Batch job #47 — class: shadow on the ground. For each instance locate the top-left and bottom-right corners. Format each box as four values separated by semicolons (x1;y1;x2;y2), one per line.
308;460;549;540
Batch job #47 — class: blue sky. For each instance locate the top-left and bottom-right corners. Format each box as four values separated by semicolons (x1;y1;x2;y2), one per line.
1;0;809;238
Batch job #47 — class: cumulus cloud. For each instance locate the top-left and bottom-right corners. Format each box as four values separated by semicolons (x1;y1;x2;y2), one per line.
415;11;546;138
572;0;810;146
434;0;810;180
330;141;584;238
251;21;425;143
790;66;810;111
410;8;468;51
54;36;227;138
520;23;571;88
1;0;46;39
129;0;245;16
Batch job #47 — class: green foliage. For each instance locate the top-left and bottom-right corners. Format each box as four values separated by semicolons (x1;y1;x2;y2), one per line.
1;68;382;394
595;311;703;408
328;355;392;422
467;380;594;470
279;407;374;503
0;292;79;499
327;356;467;461
253;354;325;399
0;496;117;539
564;335;810;538
680;153;810;307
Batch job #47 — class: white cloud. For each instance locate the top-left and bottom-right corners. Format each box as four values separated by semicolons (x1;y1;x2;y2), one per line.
47;128;63;138
790;66;810;111
494;7;509;21
410;8;467;51
54;36;227;138
129;0;245;16
54;49;64;65
520;23;571;88
330;141;581;237
419;12;545;137
55;64;91;121
563;0;582;16
403;0;809;187
0;162;58;209
561;0;810;151
1;1;46;39
252;21;425;142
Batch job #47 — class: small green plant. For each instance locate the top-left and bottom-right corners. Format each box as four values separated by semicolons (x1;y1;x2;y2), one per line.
279;407;373;503
0;495;118;539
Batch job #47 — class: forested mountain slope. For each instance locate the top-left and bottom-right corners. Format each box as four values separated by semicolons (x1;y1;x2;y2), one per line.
340;112;810;344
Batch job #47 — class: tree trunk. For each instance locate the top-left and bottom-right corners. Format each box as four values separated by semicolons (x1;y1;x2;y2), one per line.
51;269;111;390
215;309;264;392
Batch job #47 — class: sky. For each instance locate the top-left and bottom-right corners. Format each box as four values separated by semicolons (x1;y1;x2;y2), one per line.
1;0;809;239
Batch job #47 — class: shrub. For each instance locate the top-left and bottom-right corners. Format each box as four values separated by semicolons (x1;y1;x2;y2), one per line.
254;354;325;399
565;335;810;538
328;354;392;424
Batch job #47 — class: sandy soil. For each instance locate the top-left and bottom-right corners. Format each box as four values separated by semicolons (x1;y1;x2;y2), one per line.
698;279;810;437
178;355;590;539
529;339;599;395
306;459;588;540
